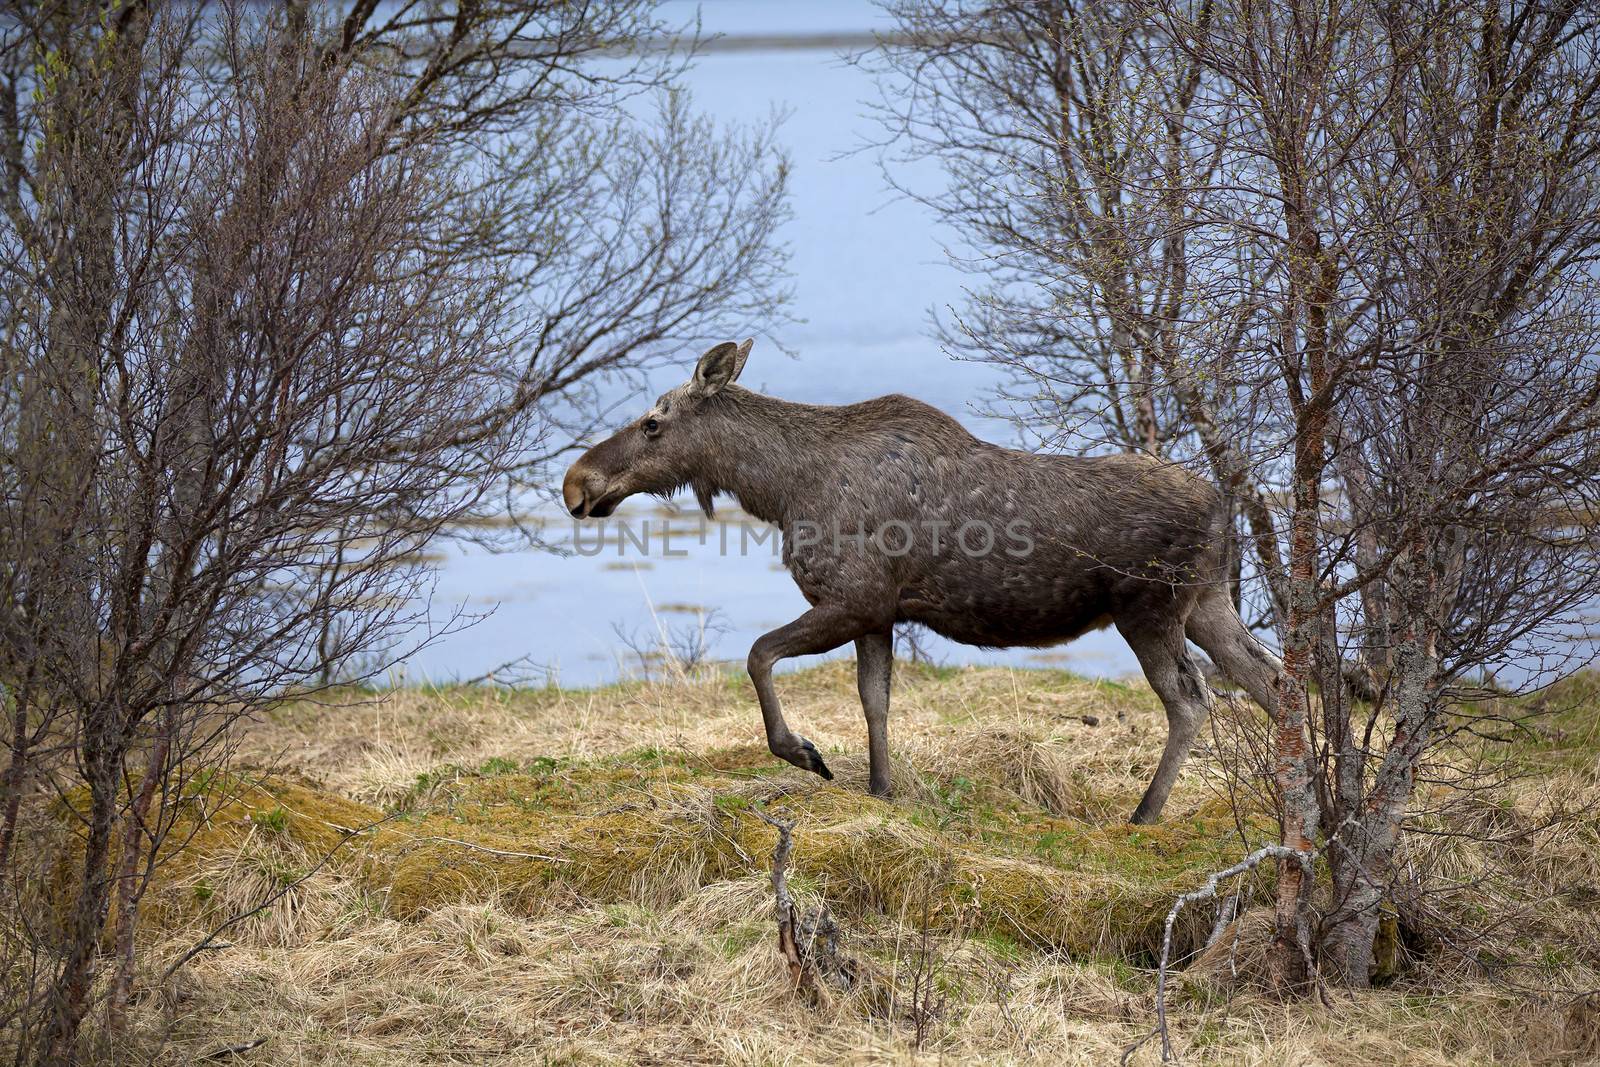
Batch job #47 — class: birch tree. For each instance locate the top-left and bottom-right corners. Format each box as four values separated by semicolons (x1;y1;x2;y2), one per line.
873;0;1600;990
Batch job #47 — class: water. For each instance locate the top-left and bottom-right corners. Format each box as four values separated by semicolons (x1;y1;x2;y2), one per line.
396;1;1141;688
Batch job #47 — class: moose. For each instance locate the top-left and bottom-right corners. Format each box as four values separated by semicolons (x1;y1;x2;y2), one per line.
563;340;1281;823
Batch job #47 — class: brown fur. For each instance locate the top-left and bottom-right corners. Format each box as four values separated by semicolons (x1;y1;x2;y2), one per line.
564;341;1281;821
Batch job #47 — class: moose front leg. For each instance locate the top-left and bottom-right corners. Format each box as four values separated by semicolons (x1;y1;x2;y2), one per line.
747;605;871;781
855;630;893;797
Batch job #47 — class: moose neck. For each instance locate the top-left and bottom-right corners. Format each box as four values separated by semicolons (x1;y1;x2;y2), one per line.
698;387;830;526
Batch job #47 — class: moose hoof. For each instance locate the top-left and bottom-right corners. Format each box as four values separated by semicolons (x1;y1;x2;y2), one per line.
796;738;833;780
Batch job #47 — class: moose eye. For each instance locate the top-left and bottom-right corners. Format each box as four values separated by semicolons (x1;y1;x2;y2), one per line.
643;417;660;435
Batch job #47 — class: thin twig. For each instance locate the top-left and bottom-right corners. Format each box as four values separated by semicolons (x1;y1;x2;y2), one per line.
200;1036;268;1059
454;653;550;688
405;835;568;863
1120;1025;1162;1067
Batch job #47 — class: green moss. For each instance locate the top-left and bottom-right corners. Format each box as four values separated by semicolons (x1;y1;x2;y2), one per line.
971;932;1024;961
1468;671;1600;776
1371;903;1402;984
899;662;967;683
718;924;769;958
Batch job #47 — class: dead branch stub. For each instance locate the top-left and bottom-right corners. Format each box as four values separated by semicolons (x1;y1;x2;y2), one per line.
756;810;856;1000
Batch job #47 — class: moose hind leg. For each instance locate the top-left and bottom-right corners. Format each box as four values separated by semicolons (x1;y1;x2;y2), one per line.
855;630;893;798
1185;586;1281;715
1120;619;1213;825
748;605;871;781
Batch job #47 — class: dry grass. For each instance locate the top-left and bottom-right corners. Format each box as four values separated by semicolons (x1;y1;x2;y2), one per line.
44;663;1600;1064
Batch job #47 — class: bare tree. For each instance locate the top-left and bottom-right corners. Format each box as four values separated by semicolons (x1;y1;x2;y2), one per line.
1286;0;1600;984
1159;0;1600;988
0;1;789;1061
871;0;1600;994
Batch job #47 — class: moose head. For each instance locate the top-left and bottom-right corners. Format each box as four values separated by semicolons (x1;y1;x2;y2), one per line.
562;338;754;520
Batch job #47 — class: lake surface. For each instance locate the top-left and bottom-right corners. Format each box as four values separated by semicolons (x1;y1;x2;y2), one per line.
395;1;1143;688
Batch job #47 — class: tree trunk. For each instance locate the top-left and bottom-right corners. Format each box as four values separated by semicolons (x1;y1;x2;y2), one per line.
1321;578;1439;985
1269;246;1334;992
1269;492;1323;993
1321;876;1382;986
0;673;34;873
105;715;173;1038
40;738;118;1066
1269;659;1318;991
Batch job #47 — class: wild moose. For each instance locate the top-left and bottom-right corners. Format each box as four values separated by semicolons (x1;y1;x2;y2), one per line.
563;340;1282;822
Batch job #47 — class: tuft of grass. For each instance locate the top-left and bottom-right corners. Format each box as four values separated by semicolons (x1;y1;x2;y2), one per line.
251;806;290;835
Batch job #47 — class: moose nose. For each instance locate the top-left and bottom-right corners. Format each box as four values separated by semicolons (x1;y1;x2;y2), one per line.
564;463;613;519
562;464;588;518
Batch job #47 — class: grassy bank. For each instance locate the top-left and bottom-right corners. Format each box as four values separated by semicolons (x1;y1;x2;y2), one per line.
70;664;1600;1063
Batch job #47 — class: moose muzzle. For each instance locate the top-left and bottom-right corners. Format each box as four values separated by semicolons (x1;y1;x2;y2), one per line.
562;460;622;519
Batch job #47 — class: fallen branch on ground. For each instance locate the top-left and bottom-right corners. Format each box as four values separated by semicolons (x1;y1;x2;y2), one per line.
1123;845;1315;1064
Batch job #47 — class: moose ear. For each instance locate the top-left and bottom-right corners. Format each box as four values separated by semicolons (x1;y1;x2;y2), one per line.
691;338;752;396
